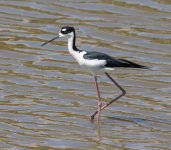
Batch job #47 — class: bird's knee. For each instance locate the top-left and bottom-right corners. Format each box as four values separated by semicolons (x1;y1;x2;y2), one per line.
122;90;126;96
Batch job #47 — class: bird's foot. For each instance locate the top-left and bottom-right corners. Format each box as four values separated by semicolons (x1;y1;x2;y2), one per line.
91;114;95;120
90;110;98;121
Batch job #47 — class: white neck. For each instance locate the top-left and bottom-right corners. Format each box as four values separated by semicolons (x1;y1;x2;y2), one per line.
68;33;74;53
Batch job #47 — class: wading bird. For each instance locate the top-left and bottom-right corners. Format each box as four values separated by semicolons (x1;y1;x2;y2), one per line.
41;26;148;123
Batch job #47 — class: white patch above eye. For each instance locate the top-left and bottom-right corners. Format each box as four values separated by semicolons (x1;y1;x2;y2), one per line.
62;28;67;31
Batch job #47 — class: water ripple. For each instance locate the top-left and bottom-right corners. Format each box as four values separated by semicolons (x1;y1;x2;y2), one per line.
0;0;171;149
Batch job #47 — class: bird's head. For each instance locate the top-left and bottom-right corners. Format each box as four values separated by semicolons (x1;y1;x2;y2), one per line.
41;26;75;46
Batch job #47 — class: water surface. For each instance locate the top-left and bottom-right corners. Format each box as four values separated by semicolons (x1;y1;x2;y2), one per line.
0;0;171;149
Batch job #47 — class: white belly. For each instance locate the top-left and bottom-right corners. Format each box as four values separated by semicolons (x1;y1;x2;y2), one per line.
71;51;108;75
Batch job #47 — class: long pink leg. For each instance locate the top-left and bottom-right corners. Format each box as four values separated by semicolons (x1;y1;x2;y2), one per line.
91;72;126;120
94;76;102;123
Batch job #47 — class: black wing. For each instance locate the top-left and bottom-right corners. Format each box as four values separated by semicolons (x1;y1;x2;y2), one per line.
83;51;148;69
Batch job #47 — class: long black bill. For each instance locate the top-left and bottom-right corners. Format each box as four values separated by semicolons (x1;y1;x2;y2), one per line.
41;35;59;46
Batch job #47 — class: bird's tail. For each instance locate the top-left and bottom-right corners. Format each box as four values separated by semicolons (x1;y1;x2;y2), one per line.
118;59;149;69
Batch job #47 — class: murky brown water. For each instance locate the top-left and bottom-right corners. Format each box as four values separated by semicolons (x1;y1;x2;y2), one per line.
0;0;171;149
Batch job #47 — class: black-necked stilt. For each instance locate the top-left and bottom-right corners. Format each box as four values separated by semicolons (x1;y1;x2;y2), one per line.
41;26;148;123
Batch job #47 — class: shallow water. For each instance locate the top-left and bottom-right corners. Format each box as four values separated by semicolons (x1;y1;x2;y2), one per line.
0;0;171;149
